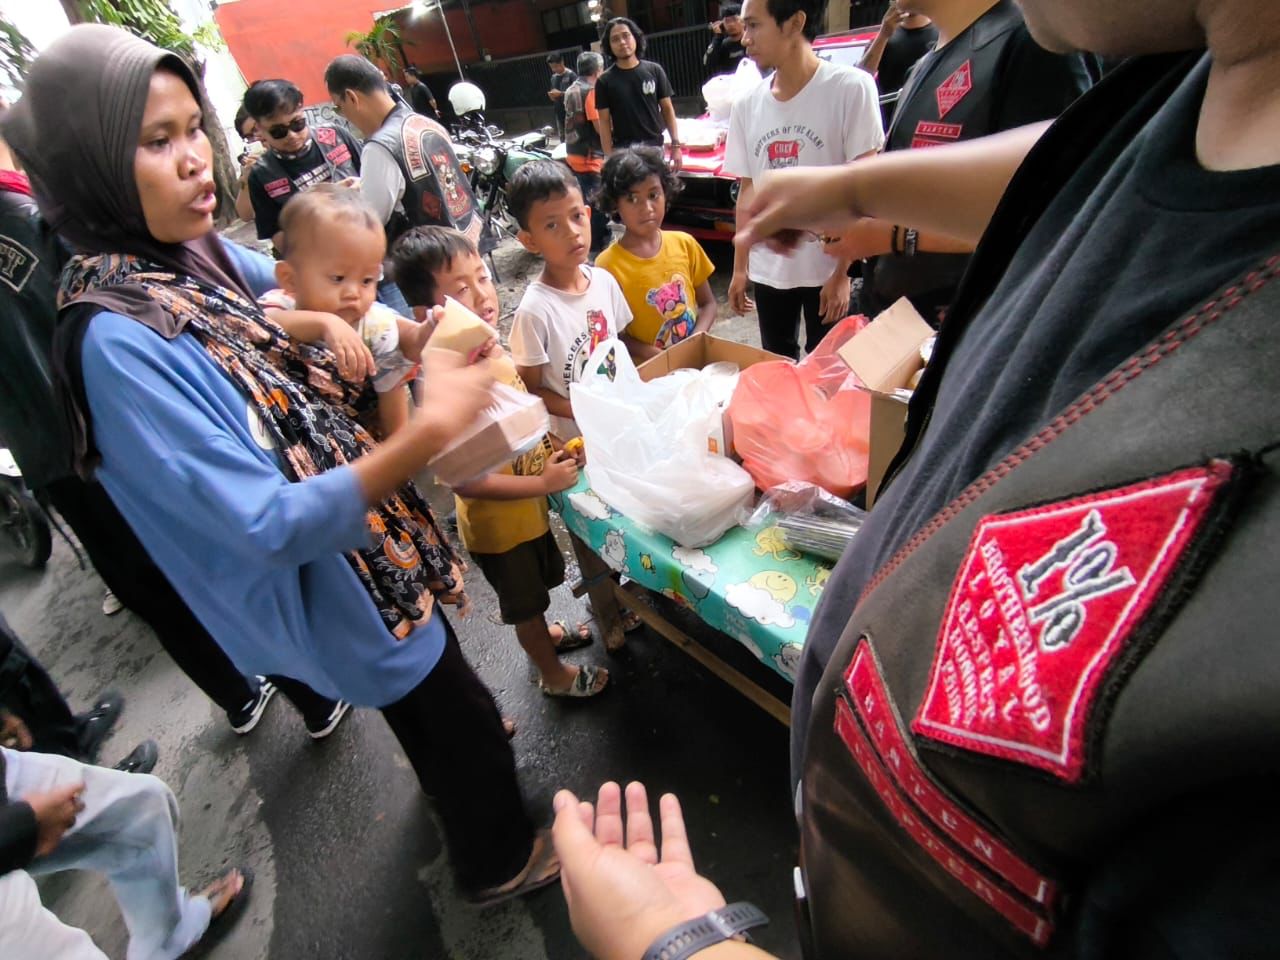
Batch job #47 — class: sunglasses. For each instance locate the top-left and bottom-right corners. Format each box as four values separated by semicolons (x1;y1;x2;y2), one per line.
266;116;307;140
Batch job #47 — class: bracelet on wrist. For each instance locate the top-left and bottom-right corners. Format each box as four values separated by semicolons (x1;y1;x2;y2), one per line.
642;902;769;960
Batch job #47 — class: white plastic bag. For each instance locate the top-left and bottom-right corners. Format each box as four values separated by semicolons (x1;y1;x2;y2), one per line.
702;57;764;122
569;340;755;548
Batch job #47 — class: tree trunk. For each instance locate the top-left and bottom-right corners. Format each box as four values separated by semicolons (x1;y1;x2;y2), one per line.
58;0;84;24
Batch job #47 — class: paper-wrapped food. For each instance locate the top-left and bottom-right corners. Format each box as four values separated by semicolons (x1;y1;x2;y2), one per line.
425;295;495;363
424;296;549;486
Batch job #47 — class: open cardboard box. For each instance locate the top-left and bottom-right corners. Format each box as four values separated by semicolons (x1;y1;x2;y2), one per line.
837;298;935;506
637;333;789;456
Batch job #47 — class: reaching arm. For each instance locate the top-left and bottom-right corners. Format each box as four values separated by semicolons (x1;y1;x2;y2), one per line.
693;279;717;334
455;449;579;500
552;782;779;960
735;122;1051;253
265;308;376;383
728;177;756;316
860;2;907;77
660;98;682;171
395;315;431;365
234;159;256;221
516;363;576;421
598;107;615;155
375;385;410;439
621;333;661;362
353;351;494;504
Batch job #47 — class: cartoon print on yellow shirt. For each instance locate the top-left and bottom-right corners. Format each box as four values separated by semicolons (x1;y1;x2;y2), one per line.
645;275;697;348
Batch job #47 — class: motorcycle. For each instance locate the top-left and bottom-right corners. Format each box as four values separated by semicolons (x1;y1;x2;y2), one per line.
0;448;52;569
453;123;555;267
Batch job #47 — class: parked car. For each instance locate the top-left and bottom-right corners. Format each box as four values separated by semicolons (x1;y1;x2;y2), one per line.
663;28;882;242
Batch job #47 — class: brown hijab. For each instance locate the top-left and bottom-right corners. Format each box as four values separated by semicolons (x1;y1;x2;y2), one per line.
1;25;251;471
0;23;250;328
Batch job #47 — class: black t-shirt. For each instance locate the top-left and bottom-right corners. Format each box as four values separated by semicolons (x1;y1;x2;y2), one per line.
595;60;673;148
875;22;938;94
409;82;438;120
247;125;363;240
794;52;1280;776
550;68;578;124
704;33;747;77
867;0;1092;322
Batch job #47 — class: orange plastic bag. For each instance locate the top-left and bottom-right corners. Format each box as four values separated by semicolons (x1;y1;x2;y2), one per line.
726;316;871;498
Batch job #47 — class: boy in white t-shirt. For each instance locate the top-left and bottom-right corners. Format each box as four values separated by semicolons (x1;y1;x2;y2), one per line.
507;161;635;440
723;0;884;359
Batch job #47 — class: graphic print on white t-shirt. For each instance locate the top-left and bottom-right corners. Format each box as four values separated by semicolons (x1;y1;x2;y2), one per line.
723;61;884;289
508;266;633;439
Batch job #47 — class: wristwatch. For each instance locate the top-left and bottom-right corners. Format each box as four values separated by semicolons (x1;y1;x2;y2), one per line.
642;902;769;960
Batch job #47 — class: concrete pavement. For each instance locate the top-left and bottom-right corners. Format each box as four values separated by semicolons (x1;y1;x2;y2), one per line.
1;517;802;959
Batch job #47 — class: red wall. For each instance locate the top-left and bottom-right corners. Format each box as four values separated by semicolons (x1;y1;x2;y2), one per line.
216;0;569;101
394;0;546;72
215;0;404;105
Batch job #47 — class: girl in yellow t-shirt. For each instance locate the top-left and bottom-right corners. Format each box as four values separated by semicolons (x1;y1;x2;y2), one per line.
595;146;717;361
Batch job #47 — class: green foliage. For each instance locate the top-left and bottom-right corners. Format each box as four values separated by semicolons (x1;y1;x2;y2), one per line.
345;17;405;75
72;0;222;59
0;15;37;91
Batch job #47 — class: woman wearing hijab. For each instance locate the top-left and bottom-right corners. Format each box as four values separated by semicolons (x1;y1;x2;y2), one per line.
2;23;559;913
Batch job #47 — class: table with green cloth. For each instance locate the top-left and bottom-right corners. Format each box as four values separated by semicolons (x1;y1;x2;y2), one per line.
550;476;834;699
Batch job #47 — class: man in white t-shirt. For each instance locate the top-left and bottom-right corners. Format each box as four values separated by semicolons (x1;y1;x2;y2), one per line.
724;0;884;359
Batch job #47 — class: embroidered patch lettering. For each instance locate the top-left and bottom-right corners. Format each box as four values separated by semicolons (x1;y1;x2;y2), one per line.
264;177;292;199
911;120;964;149
913;462;1235;782
844;644;1056;906
834;697;1053;946
935;61;972;118
0;234;38;293
327;144;352;167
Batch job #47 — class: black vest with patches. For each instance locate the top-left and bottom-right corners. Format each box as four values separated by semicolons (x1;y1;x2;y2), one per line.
368;105;480;245
798;56;1280;959
870;0;1057;322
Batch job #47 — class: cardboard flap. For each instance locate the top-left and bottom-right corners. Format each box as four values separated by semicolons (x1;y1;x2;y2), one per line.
636;332;790;382
837;298;934;394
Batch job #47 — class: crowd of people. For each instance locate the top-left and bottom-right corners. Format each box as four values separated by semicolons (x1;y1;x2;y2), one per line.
0;0;1275;955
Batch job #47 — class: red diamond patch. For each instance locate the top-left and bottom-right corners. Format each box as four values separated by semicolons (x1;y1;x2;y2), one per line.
935;60;972;119
912;462;1234;783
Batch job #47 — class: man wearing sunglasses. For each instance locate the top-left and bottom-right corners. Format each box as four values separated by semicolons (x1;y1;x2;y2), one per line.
242;78;363;244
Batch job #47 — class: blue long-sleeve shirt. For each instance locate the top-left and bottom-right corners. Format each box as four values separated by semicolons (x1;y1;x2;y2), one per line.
78;241;444;707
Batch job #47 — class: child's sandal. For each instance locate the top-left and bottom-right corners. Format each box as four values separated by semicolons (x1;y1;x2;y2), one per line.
540;664;609;698
549;619;594;653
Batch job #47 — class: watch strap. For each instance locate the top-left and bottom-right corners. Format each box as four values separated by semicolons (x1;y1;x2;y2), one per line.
642;902;769;960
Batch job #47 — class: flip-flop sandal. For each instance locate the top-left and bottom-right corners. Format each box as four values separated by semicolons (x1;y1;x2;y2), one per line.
182;866;254;957
549;619;594;653
539;664;609;698
583;600;644;636
467;829;561;908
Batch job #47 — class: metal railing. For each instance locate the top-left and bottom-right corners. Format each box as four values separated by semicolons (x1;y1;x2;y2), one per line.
458;46;585;110
644;24;713;99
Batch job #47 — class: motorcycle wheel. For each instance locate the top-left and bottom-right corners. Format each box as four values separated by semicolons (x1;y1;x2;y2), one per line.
0;480;52;569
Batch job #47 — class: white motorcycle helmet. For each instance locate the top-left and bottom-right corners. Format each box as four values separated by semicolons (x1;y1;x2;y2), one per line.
448;81;486;117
